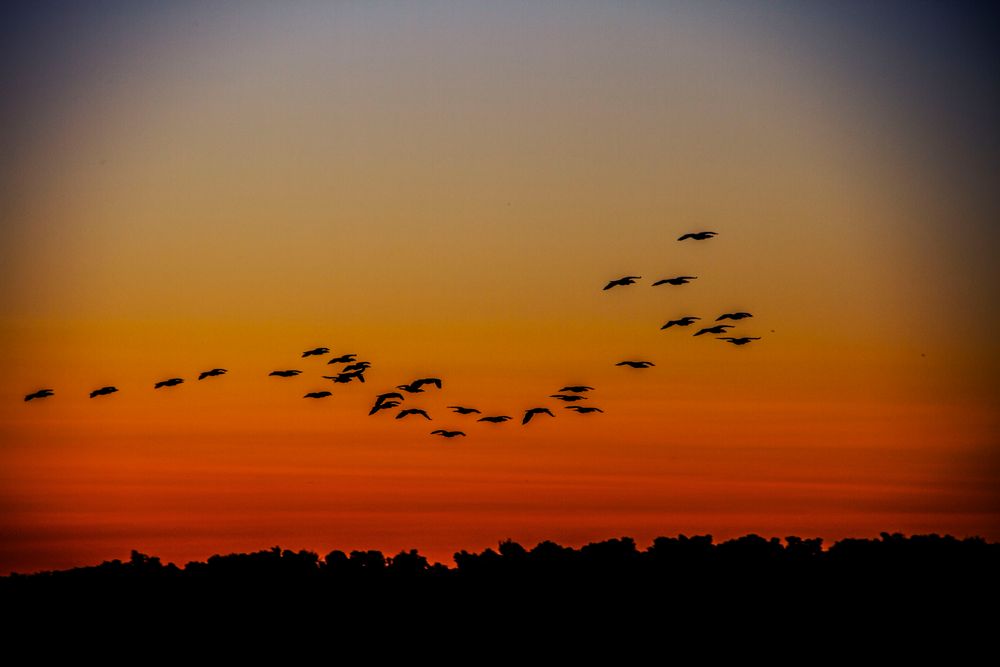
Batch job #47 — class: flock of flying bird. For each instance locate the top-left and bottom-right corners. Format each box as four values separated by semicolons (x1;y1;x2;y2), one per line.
22;230;761;439
604;231;762;356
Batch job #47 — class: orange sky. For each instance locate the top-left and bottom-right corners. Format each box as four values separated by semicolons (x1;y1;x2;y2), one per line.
1;2;997;573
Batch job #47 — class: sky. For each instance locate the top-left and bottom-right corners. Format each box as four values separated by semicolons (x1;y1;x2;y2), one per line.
1;1;997;574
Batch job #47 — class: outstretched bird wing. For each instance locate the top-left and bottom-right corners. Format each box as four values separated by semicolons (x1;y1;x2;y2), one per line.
369;400;399;415
603;276;640;290
304;391;332;398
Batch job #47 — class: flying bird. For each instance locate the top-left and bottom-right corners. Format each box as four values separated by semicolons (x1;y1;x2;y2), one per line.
565;406;604;414
431;430;466;438
369;392;404;415
651;276;697;286
398;377;442;393
550;394;587;402
522;407;555;425
24;389;54;402
677;231;717;241
302;347;330;357
693;325;733;336
90;386;118;398
718;337;762;346
343;361;372;373
477;415;512;423
558;386;594;393
304;391;333;399
327;354;358;364
603;276;641;290
322;371;365;384
716;312;753;321
448;406;481;415
154;378;184;389
661;317;700;329
269;370;302;377
198;368;227;380
616;361;655;368
396;408;431;420
369;400;401;416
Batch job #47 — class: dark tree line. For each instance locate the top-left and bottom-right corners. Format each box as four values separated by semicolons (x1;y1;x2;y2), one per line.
3;532;997;643
3;532;996;592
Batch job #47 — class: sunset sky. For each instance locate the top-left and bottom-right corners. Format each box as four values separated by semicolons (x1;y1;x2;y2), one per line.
1;1;997;574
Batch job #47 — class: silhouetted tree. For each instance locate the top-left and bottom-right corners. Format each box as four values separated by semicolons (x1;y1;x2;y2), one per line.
387;549;429;577
580;537;639;567
497;539;526;560
454;548;501;576
348;550;386;574
322;549;349;573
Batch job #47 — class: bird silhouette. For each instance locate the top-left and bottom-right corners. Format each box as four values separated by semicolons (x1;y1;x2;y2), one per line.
651;276;697;286
616;361;655;368
154;378;184;389
558;385;594;393
716;312;753;321
302;347;330;357
322;371;365;384
398;378;442;393
327;354;358;364
448;406;481;415
522;407;555;425
603;276;641;290
369;400;401;415
718;337;762;346
343;361;371;373
661;316;700;329
24;389;54;401
477;415;512;423
694;325;733;336
550;394;587;402
90;386;118;398
396;408;431;420
369;392;404;415
677;231;717;241
566;406;604;414
198;368;227;380
431;430;466;438
269;370;302;377
304;391;333;399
